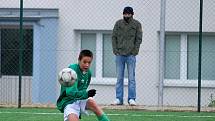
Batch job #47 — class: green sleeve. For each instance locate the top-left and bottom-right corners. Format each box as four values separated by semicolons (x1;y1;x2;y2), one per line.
56;85;87;113
64;64;88;99
65;81;88;100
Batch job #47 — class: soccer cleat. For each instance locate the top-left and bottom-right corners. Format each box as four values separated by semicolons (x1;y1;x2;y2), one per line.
128;99;136;106
111;99;123;105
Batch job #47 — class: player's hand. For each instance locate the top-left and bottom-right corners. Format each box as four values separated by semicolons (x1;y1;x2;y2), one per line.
88;89;96;97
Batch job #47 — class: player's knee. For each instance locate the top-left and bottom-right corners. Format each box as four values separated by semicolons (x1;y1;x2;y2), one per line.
87;98;98;110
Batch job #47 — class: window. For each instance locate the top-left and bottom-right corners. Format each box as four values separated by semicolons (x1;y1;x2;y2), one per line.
188;35;215;80
0;26;33;76
81;33;96;77
165;35;180;79
102;34;116;77
79;31;129;84
165;33;215;81
102;33;128;78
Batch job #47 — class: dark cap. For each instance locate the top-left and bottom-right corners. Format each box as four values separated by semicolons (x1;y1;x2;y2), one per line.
123;6;134;15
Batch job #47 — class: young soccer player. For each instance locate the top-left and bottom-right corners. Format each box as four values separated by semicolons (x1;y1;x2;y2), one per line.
57;49;110;121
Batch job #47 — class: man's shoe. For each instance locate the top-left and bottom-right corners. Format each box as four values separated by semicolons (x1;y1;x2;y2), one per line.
128;99;136;106
111;99;123;105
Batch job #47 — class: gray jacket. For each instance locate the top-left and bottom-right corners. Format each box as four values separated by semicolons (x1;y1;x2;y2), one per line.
112;18;142;56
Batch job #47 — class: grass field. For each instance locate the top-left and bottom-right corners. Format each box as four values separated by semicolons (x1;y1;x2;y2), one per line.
0;107;215;121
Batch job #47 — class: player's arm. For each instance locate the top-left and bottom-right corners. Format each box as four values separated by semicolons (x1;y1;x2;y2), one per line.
63;64;88;99
70;71;92;98
65;82;88;100
73;70;96;98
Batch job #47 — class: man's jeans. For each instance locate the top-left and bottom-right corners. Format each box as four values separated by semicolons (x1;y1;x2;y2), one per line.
115;55;136;104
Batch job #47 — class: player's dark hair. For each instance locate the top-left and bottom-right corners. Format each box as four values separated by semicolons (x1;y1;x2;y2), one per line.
78;49;93;61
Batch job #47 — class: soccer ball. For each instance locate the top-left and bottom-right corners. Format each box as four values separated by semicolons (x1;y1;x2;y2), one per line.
58;68;77;87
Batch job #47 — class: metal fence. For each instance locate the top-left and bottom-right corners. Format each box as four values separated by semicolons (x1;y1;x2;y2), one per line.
0;0;215;111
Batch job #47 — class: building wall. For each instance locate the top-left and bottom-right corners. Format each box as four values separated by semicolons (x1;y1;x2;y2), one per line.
0;8;59;104
0;0;215;106
54;0;161;106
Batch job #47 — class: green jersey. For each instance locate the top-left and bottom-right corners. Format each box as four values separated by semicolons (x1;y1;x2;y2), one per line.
56;64;91;113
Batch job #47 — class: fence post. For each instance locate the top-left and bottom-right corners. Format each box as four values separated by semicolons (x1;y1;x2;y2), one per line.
197;0;203;112
18;0;24;108
158;0;166;107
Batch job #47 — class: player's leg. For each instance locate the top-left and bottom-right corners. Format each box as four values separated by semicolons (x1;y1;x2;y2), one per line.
67;114;79;121
86;98;110;121
127;55;136;106
64;102;81;121
114;55;125;105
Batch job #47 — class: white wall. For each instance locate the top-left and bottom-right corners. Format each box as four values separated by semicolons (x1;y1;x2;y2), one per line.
1;0;215;106
54;0;161;105
0;0;59;8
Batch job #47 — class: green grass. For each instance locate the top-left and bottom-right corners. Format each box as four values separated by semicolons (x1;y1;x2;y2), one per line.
0;108;215;121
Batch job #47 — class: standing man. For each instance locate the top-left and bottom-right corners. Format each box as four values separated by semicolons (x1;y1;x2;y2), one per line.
112;6;142;106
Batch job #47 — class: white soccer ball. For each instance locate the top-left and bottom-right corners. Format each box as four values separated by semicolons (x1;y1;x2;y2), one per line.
58;68;77;87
